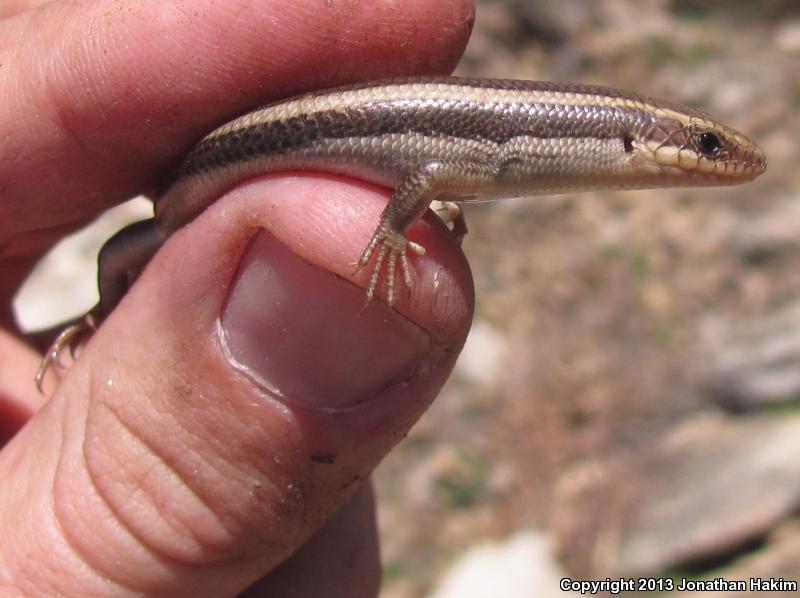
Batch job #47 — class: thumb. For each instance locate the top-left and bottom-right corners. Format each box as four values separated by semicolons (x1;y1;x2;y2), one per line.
0;174;474;596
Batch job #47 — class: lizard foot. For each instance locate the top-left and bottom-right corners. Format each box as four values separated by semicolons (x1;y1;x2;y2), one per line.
35;313;97;393
354;225;425;306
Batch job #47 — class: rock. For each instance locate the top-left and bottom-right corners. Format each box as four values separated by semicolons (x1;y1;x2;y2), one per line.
453;319;509;389
732;200;800;265
614;413;800;574
703;301;800;412
428;530;577;598
14;196;153;330
776;20;800;53
668;521;800;597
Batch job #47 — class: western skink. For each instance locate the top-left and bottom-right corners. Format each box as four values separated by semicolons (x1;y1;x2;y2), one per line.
35;76;767;389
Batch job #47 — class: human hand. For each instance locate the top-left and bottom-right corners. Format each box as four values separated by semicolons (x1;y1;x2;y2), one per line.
0;1;475;596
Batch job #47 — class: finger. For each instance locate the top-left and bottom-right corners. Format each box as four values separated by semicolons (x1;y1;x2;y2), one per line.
0;330;46;444
241;482;381;597
0;0;475;240
0;0;47;20
0;176;474;595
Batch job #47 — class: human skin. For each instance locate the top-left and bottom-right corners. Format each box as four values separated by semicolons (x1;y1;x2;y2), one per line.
0;1;476;596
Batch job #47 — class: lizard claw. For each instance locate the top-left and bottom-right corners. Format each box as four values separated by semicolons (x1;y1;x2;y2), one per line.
354;226;425;306
35;314;97;394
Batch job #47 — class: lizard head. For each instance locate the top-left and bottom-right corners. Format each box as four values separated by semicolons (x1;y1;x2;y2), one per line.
631;107;766;186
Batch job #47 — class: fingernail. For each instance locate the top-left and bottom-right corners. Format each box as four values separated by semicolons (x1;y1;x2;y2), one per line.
219;231;431;409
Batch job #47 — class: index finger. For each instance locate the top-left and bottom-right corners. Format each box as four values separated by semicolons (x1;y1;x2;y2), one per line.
0;0;474;239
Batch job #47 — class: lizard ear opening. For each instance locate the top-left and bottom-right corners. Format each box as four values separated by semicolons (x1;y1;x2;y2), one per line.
623;135;635;153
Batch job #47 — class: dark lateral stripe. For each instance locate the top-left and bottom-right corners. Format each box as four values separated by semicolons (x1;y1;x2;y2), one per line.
179;101;649;176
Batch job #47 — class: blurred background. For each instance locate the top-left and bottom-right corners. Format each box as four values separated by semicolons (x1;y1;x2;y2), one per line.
378;1;799;596
14;0;800;596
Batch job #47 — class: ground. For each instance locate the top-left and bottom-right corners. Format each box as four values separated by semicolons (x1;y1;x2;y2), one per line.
375;1;800;596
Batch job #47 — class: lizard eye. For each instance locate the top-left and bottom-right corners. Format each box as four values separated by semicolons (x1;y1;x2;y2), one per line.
696;131;721;156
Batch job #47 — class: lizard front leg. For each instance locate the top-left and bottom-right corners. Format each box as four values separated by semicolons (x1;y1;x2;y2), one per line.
355;159;500;305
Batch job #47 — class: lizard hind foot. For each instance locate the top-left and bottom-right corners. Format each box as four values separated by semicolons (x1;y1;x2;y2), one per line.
35;313;97;393
353;226;425;307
